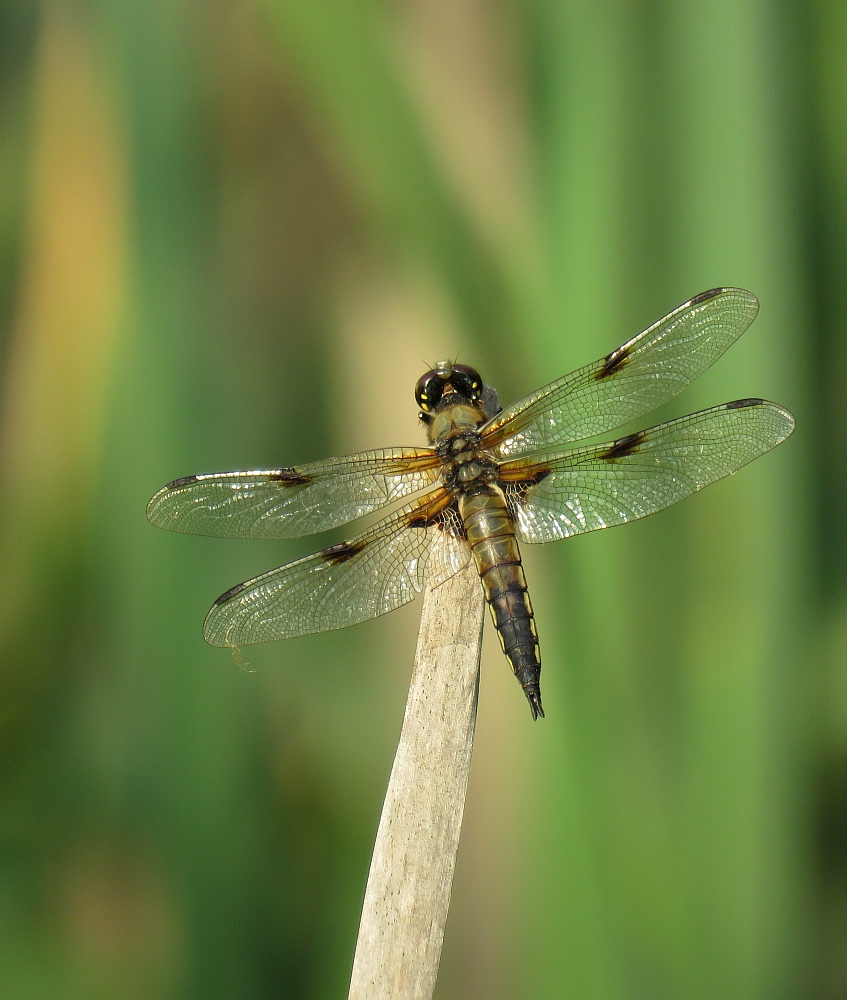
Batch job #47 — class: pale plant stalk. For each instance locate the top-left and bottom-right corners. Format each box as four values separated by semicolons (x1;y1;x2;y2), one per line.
348;557;485;1000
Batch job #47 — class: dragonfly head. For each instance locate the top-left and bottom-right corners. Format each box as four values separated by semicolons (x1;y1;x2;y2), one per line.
415;362;484;418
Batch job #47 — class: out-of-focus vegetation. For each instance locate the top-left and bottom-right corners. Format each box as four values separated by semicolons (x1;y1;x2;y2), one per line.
0;2;844;998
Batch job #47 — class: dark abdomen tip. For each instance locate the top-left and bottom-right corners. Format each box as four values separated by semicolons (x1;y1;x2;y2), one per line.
526;687;545;720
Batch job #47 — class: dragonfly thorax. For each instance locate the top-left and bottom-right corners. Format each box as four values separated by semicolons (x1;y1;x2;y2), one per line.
432;423;498;495
426;401;486;444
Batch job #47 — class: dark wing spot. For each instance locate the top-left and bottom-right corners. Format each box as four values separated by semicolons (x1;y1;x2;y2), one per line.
601;430;645;461
726;397;764;409
408;511;441;529
498;465;551;489
596;344;631;379
689;288;724;306
167;474;199;489
268;467;312;486
213;581;248;606
497;465;553;503
498;467;551;504
529;466;552;485
409;504;462;530
405;489;454;529
322;540;367;566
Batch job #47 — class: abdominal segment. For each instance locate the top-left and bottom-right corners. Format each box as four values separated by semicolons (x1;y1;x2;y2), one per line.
459;487;544;719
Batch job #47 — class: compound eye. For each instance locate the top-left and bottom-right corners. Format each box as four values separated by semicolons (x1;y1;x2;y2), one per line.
447;364;483;401
415;370;445;413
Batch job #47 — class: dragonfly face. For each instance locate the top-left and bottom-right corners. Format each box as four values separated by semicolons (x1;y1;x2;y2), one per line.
147;288;795;719
414;361;486;416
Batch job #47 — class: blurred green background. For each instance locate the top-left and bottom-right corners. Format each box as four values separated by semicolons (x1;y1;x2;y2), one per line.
0;1;844;998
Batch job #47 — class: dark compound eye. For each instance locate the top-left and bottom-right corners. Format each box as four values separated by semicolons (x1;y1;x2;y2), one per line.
415;370;445;412
447;364;483;401
414;364;484;412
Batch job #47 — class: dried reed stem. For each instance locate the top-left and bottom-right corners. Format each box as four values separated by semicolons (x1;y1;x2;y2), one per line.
347;558;485;1000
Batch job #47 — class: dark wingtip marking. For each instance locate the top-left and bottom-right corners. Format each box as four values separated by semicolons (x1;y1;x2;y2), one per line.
214;581;248;605
167;474;200;489
726;397;764;409
596;344;631;380
602;430;646;461
322;539;367;566
689;288;724;306
268;467;312;486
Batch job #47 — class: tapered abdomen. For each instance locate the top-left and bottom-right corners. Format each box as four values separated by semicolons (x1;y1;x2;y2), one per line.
459;486;544;719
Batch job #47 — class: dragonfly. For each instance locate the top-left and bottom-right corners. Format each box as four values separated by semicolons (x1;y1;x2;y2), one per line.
147;288;794;720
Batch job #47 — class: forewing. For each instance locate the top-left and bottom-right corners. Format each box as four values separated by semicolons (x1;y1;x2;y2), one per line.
482;288;760;458
147;448;439;538
499;399;794;543
203;489;461;646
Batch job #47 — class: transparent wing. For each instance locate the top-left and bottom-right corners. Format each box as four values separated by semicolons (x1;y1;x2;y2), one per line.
426;503;473;587
499;399;794;543
147;448;440;539
203;489;466;646
482;288;760;458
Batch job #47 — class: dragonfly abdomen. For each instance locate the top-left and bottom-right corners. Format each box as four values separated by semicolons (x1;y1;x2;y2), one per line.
459;487;544;719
